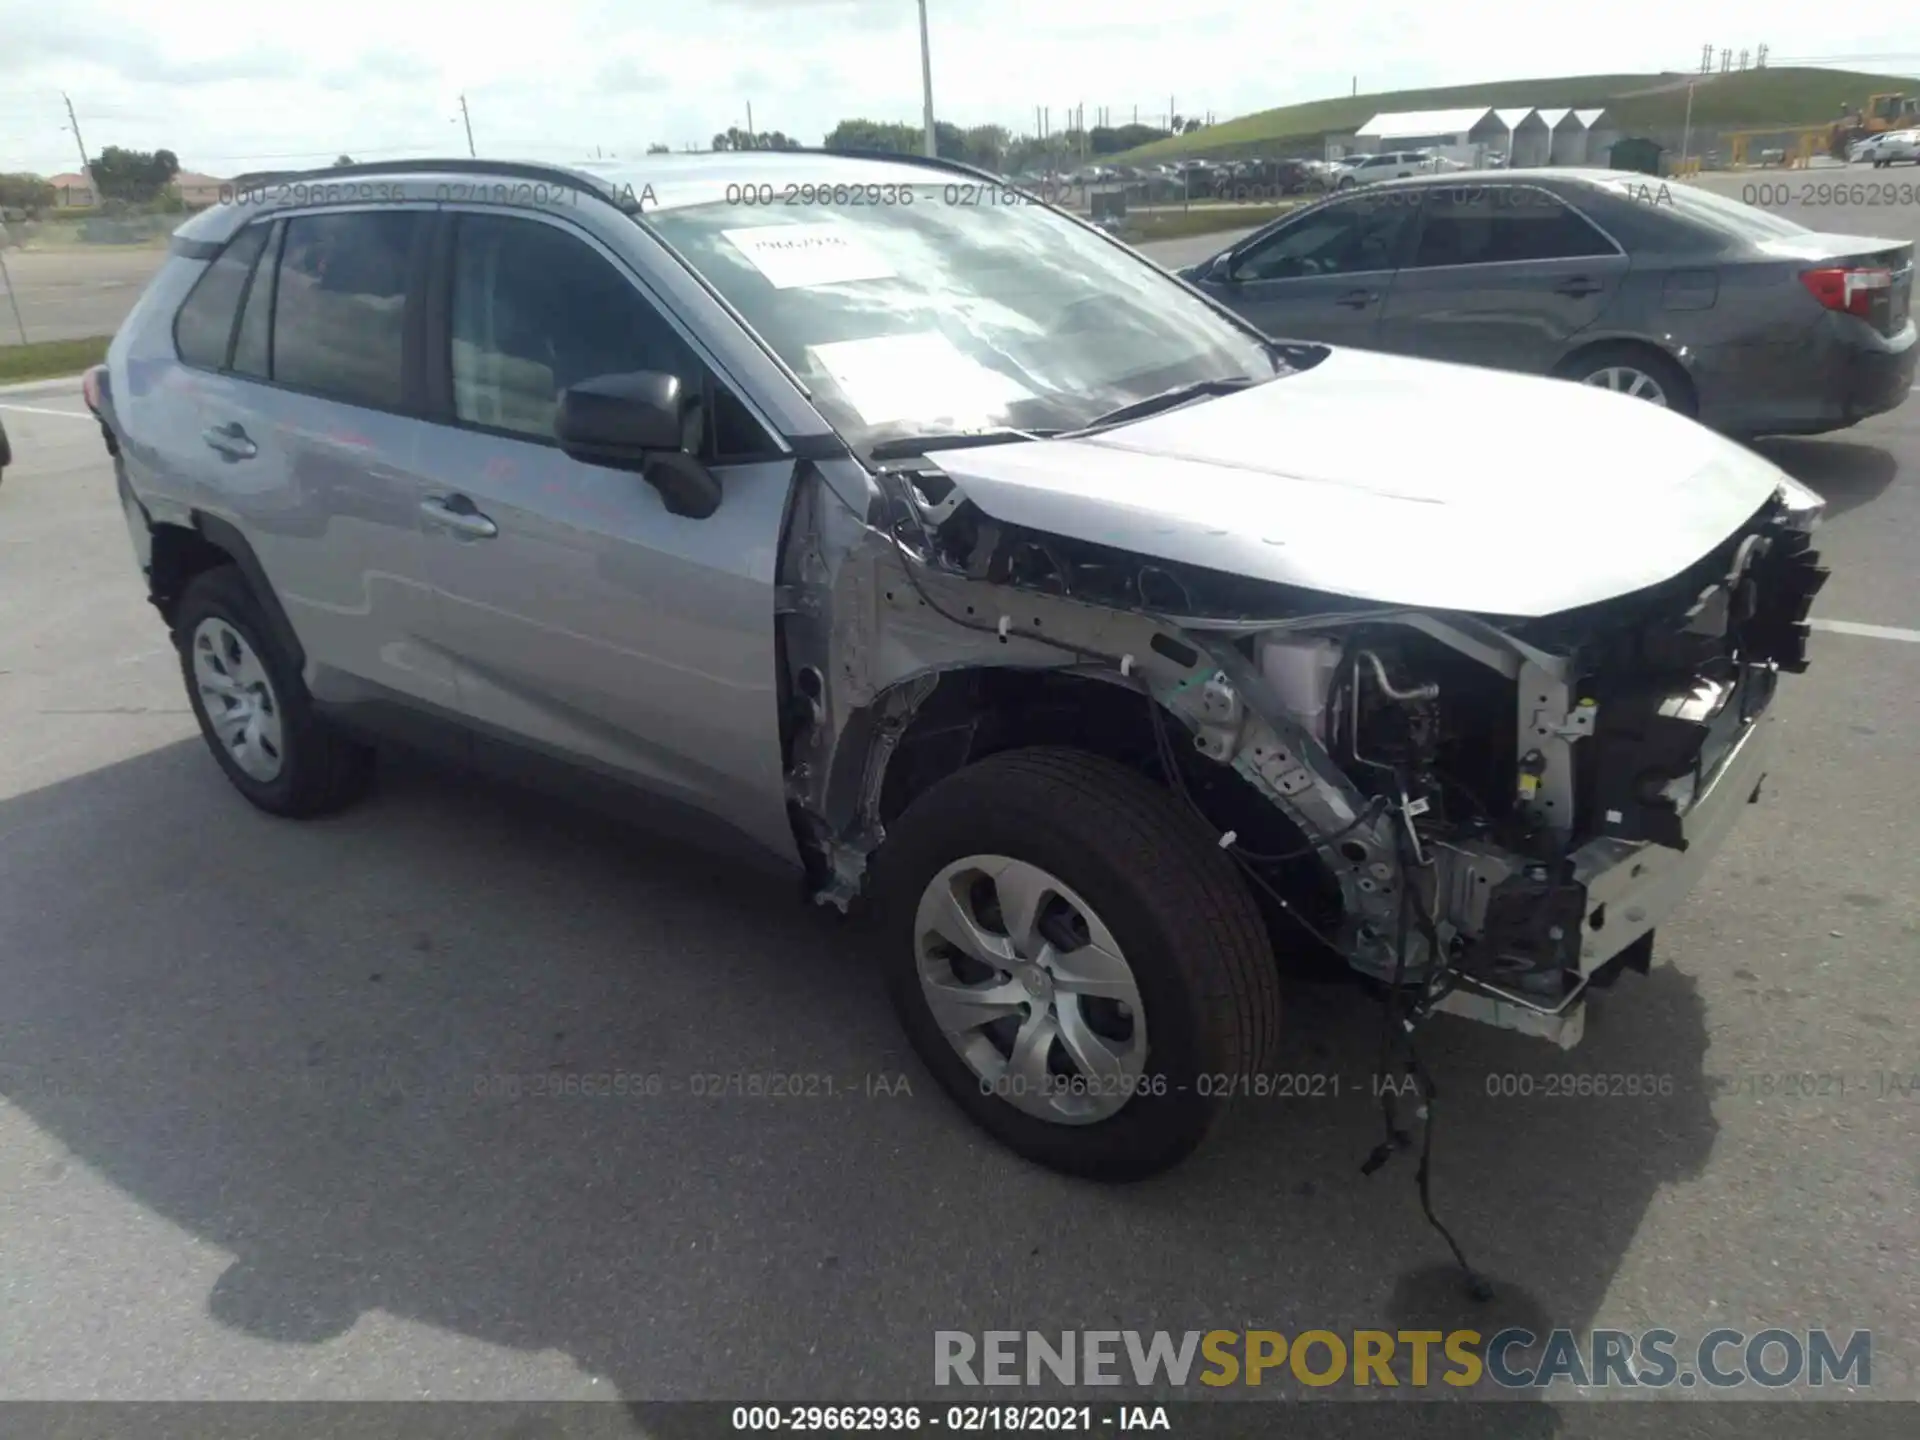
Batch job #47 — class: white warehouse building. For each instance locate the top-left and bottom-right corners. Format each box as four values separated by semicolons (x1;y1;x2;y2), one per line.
1345;105;1619;168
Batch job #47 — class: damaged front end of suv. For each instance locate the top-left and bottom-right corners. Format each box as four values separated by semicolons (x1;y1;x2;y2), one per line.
776;425;1827;1053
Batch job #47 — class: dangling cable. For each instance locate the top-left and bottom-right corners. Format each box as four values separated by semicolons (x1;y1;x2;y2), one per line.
1368;810;1493;1302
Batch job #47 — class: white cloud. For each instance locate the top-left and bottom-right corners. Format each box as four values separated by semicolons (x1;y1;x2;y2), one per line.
1;0;1916;174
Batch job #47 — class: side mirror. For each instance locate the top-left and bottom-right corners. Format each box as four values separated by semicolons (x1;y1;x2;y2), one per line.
1205;252;1236;283
556;371;722;520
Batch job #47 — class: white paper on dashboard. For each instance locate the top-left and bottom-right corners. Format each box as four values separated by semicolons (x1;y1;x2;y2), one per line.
720;223;897;289
807;333;1038;427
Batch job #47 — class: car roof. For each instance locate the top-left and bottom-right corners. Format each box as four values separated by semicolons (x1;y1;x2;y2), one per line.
1364;166;1625;190
226;150;1001;217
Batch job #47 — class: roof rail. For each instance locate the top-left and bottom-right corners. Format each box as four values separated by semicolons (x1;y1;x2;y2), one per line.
225;156;609;194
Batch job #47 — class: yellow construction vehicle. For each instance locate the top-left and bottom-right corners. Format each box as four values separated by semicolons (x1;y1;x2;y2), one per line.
1829;93;1920;158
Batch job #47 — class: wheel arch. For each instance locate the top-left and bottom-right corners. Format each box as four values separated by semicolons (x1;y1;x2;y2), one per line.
1551;335;1700;413
814;663;1348;943
147;512;306;674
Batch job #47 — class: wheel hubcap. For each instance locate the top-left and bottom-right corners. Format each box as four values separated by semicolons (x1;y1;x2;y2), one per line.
1582;366;1669;407
913;855;1148;1125
191;618;285;783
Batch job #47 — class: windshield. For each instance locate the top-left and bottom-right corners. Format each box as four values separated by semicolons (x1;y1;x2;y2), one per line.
646;185;1276;452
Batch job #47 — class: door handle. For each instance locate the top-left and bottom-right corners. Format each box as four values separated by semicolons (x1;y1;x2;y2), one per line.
1333;288;1377;309
420;495;498;540
202;422;257;460
1554;277;1605;297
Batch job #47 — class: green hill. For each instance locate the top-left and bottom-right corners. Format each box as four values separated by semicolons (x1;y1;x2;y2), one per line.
1117;67;1920;161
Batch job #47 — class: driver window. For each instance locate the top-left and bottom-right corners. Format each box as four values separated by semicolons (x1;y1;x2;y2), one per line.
1233;197;1410;281
448;212;769;455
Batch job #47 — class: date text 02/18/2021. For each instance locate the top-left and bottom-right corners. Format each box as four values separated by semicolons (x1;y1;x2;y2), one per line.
729;1405;1169;1432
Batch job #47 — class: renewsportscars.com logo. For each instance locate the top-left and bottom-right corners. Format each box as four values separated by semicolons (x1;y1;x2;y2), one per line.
933;1328;1872;1390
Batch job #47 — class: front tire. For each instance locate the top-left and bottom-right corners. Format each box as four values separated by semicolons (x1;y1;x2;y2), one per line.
174;565;374;817
871;747;1281;1181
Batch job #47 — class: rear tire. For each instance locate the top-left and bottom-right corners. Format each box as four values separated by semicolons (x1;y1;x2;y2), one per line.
871;747;1281;1181
1557;342;1696;418
174;565;374;818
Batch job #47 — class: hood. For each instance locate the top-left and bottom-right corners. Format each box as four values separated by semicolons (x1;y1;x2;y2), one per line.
931;348;1801;618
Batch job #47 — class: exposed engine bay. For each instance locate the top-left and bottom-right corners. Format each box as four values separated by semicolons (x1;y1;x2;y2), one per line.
777;449;1828;1047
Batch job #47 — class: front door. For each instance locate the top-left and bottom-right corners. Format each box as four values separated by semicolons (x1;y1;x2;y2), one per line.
1193;191;1415;348
410;208;799;863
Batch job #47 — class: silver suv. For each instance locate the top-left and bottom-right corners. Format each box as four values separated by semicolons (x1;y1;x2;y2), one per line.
90;153;1829;1181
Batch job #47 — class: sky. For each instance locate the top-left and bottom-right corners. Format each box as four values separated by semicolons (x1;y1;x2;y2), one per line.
3;0;1919;177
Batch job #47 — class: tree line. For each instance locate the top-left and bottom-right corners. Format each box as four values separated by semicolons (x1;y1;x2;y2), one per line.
1;113;1211;220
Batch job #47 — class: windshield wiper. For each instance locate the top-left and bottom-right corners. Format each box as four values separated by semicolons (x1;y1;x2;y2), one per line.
1070;376;1265;433
867;427;1058;462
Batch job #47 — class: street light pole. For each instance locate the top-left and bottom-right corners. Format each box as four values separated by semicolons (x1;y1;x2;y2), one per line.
917;0;937;158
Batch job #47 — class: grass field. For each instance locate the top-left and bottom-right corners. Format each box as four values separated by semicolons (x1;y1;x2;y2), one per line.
1117;66;1920;161
0;336;109;384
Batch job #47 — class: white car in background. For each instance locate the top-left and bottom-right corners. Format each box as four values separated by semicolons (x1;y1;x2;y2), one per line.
1333;151;1459;187
1868;130;1920;166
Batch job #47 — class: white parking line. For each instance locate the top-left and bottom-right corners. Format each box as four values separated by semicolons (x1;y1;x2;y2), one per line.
0;403;91;420
1810;618;1920;643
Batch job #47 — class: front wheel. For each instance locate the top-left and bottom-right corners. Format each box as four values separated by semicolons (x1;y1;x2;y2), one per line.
871;747;1282;1181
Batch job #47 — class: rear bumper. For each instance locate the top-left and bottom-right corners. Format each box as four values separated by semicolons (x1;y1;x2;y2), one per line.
1698;316;1917;436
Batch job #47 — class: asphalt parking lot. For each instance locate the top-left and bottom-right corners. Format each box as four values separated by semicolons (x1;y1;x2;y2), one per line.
1;180;1918;1413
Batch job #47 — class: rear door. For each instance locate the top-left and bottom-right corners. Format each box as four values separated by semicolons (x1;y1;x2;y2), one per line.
1191;190;1416;347
409;206;800;861
163;207;459;714
1375;183;1629;374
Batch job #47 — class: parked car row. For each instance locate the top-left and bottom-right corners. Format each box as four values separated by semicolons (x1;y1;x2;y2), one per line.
1179;166;1915;438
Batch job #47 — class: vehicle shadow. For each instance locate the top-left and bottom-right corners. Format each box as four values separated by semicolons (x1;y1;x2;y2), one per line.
0;740;1719;1406
1748;436;1898;520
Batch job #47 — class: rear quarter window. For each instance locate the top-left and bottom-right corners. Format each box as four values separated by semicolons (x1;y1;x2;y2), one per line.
172;224;271;369
1581;179;1809;252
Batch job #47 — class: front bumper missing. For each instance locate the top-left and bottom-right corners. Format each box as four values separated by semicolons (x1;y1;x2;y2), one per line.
1431;701;1775;1048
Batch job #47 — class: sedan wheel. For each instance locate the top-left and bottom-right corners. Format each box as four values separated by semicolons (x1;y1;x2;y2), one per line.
1581;364;1670;407
914;854;1149;1126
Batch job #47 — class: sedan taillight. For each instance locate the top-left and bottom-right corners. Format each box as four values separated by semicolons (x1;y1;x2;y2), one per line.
1799;266;1892;320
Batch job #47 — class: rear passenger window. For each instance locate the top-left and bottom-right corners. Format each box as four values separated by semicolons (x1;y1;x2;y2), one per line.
272;212;421;409
1410;186;1618;267
173;224;270;369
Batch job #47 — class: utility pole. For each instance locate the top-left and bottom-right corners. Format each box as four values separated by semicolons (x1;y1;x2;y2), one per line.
1680;80;1695;167
917;0;938;158
459;95;476;157
746;102;755;146
62;92;92;180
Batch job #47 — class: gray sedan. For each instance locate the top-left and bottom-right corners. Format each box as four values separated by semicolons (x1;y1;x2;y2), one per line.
1178;168;1916;437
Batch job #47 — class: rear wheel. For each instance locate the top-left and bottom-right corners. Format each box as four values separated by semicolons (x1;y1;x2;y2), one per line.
871;747;1281;1181
174;566;374;817
1559;343;1695;417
